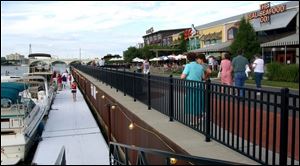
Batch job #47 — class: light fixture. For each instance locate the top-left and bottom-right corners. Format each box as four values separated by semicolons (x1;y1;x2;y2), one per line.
101;95;105;99
111;105;116;110
128;123;134;130
170;158;177;165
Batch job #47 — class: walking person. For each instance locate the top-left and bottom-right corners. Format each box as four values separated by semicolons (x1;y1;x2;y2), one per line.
142;59;150;74
62;70;68;90
220;53;233;93
57;73;62;91
252;54;264;95
71;81;77;102
232;49;249;97
68;73;72;87
181;52;205;125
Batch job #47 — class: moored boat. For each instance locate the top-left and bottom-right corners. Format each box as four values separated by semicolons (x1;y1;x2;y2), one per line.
1;82;47;165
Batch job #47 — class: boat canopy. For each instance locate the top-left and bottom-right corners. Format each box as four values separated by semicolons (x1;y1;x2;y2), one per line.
1;82;29;104
1;82;28;92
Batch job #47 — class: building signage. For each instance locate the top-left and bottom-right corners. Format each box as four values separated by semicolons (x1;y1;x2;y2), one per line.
184;28;192;40
247;2;286;23
146;27;154;34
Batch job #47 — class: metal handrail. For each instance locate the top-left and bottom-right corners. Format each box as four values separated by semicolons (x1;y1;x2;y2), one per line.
109;142;241;165
55;146;66;165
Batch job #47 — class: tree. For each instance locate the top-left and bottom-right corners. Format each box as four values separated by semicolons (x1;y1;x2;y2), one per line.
230;17;260;60
177;32;187;53
123;46;142;62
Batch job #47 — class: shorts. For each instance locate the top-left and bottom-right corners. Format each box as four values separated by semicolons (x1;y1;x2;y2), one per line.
71;90;77;93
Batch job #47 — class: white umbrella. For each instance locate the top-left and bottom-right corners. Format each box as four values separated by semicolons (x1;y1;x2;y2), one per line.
161;56;168;61
109;57;124;61
132;57;144;62
175;54;187;60
167;54;177;60
149;57;161;61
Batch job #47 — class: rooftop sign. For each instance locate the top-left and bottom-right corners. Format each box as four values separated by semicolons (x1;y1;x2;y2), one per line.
146;27;154;34
247;2;286;23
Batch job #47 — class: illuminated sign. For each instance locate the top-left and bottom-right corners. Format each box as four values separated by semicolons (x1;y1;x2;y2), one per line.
247;2;286;23
146;27;154;34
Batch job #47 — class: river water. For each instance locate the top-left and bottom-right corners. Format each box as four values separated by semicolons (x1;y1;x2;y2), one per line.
1;64;69;77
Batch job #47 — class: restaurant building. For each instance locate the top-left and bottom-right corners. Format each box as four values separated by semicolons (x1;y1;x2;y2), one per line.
143;28;188;47
189;1;299;64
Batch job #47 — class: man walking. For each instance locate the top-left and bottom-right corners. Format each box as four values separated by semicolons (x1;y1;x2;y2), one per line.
232;49;249;97
252;54;264;95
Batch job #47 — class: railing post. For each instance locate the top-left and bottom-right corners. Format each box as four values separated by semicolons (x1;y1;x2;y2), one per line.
116;68;118;92
133;71;136;102
110;68;113;89
147;72;151;110
205;79;211;142
123;67;126;96
107;103;112;143
279;88;289;165
169;75;174;122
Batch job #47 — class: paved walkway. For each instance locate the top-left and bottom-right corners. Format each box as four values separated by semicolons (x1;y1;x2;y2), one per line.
32;84;109;165
77;69;259;165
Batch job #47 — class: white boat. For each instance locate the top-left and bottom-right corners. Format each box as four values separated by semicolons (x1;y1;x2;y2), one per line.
2;74;56;116
1;82;47;165
19;75;56;116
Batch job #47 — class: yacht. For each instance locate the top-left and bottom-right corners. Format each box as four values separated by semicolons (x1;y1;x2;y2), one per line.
20;75;56;115
1;82;47;165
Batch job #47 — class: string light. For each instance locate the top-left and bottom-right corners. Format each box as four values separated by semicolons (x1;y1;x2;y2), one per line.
128;123;134;130
110;104;175;153
73;70;176;154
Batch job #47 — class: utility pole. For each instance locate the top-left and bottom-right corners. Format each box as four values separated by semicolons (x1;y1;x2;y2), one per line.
79;48;81;61
29;44;32;55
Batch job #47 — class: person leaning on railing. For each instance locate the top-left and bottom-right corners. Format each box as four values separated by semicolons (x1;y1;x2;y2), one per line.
181;52;206;125
196;53;212;80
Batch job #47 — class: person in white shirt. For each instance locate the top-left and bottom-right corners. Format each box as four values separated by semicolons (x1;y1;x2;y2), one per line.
142;59;150;74
252;54;264;94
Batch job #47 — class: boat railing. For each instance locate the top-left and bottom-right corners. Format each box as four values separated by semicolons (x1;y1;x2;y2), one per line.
54;146;66;165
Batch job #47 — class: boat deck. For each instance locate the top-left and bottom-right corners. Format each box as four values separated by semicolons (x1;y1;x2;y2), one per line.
32;85;109;165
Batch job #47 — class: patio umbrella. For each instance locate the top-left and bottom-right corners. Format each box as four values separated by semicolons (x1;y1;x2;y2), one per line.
132;57;144;62
109;57;124;61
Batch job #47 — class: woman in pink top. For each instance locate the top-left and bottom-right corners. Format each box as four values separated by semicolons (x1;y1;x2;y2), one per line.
220;53;233;86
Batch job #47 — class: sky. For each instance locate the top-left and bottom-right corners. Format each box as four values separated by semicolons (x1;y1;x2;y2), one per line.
1;1;287;59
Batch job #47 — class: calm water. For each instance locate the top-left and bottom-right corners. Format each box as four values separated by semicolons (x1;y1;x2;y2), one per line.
1;64;69;77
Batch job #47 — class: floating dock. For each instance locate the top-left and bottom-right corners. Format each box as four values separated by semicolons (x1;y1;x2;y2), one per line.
32;86;109;165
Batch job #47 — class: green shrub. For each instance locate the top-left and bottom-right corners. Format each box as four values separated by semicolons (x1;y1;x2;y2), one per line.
266;62;299;82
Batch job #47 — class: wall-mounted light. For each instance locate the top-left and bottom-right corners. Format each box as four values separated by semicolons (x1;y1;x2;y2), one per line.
128;123;134;130
101;95;105;99
170;158;177;165
111;105;116;110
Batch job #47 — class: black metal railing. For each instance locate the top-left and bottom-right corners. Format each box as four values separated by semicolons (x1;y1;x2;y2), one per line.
72;65;299;165
109;142;240;165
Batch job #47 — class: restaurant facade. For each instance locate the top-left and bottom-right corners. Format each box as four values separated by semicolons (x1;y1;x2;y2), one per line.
188;1;299;64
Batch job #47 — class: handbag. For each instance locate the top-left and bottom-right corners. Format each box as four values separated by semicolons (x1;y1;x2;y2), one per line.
217;71;221;78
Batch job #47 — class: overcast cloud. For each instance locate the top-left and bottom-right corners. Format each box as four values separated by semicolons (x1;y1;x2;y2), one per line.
1;1;286;59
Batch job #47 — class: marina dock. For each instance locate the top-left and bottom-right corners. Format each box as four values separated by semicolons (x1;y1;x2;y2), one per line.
32;85;109;165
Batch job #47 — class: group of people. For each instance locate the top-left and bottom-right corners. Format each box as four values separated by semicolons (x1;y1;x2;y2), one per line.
181;50;264;124
51;70;78;102
219;49;264;96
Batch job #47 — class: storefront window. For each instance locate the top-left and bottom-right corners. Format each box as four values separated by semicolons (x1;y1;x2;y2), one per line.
227;27;237;40
204;40;211;46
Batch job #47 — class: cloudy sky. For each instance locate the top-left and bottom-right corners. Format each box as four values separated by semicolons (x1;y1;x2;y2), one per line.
1;1;286;59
